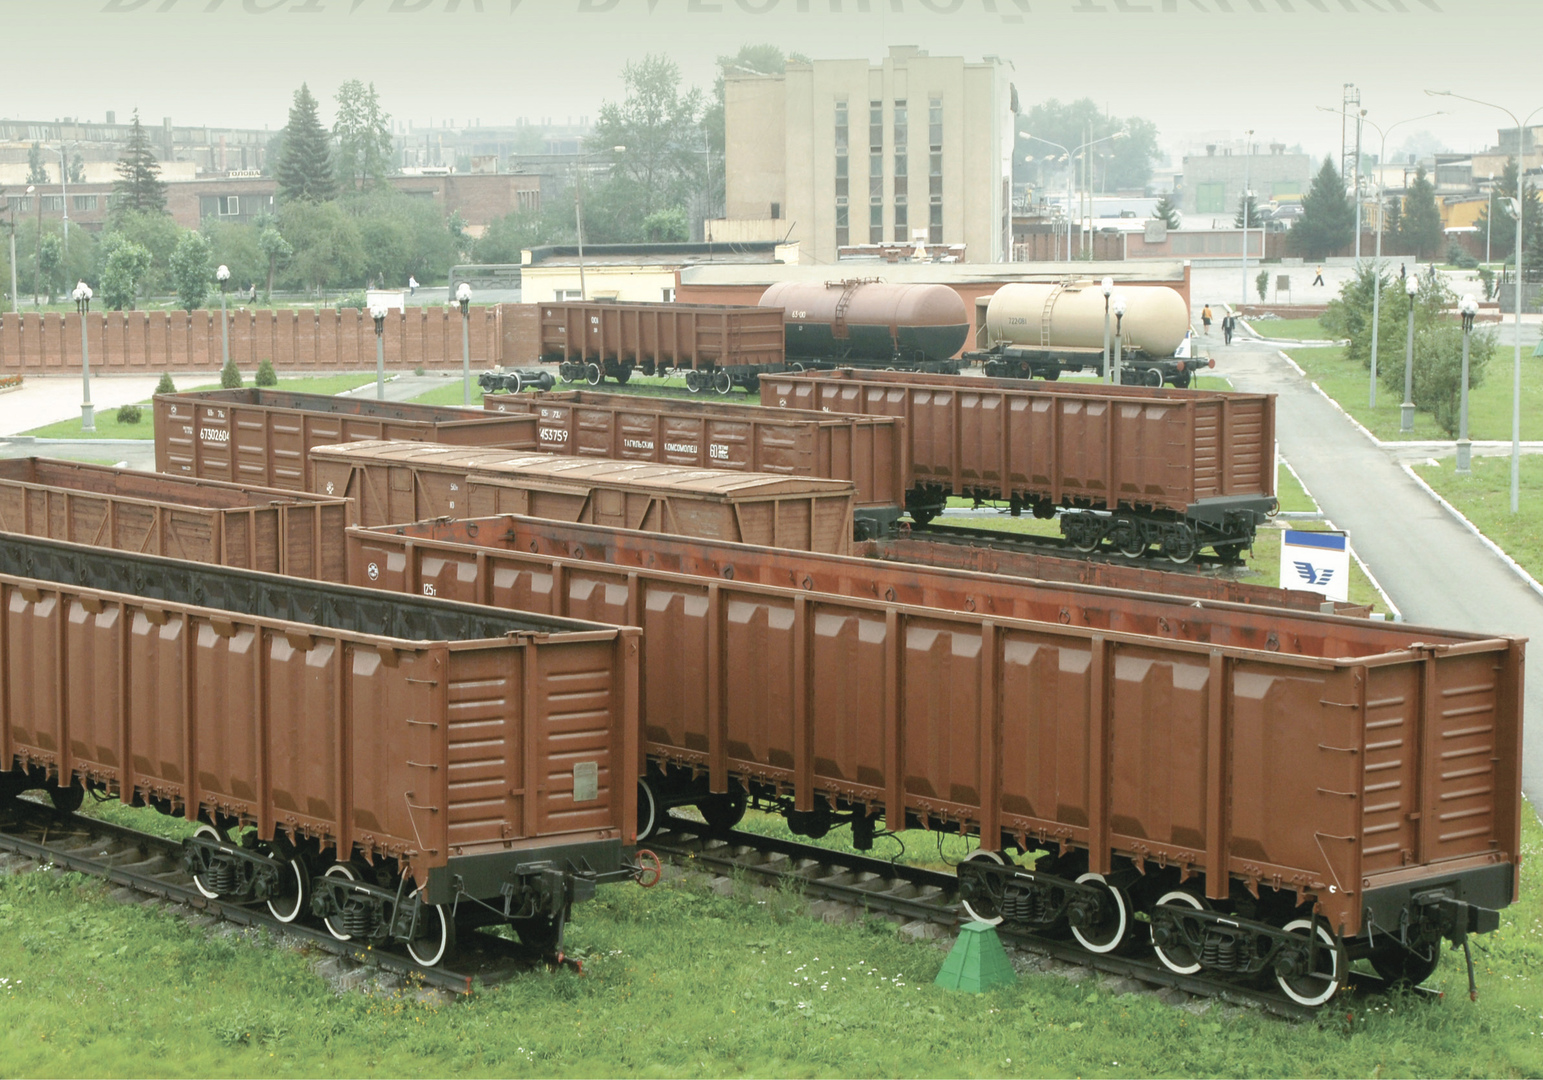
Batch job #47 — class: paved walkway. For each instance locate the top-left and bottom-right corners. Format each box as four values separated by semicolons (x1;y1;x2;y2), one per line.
1217;338;1543;810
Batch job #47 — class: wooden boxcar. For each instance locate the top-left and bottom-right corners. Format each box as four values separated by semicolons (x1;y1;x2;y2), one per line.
0;458;353;581
309;441;856;554
763;368;1277;561
0;533;639;962
153;388;538;492
482;389;908;535
349;513;1523;1004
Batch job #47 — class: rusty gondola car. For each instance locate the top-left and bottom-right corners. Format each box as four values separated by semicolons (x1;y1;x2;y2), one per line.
763;368;1277;562
0;533;641;962
348;513;1523;1007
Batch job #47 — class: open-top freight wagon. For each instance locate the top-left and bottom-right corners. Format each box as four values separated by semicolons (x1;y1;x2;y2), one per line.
481;389;909;537
765;368;1276;562
0;458;354;581
153;388;539;493
0;533;642;963
308;441;857;554
349;512;1523;1007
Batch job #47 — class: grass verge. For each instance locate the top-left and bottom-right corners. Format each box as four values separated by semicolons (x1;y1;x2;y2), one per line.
18;376;378;440
0;799;1537;1076
1412;455;1543;581
1244;316;1335;341
1284;344;1543;443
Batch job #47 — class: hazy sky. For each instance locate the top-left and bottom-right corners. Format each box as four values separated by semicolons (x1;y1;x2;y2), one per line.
4;0;1540;162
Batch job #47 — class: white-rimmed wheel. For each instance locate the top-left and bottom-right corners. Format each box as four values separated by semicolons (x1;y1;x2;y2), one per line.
1274;918;1344;1007
960;849;1005;926
585;362;603;386
713;370;733;395
1070;872;1134;954
406;900;455;968
265;850;310;924
636;777;659;842
1151;890;1207;975
322;864;359;941
191;823;226;900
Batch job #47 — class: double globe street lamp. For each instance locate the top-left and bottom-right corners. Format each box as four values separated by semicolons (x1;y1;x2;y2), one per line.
1401;273;1419;433
1457;294;1480;476
456;282;473;405
1111;293;1127;385
72;281;94;432
370;301;390;400
216;264;231;369
1100;276;1115;378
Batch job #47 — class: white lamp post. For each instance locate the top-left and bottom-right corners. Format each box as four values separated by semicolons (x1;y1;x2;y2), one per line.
1023;131;1126;262
1111;293;1127;385
1400;273;1419;432
215;264;231;369
72;281;94;432
1427;89;1540;514
1241;129;1254;308
456;282;473;405
370;302;389;400
1457;294;1479;475
575;145;625;302
1100;276;1114;378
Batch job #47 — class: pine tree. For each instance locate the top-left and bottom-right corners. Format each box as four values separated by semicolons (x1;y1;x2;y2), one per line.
275;84;337;204
1475;157;1542;266
1288;156;1354;259
1233;193;1262;229
26;143;49;185
334;80;394;191
1152;193;1181;230
1399;166;1443;261
111;110;168;216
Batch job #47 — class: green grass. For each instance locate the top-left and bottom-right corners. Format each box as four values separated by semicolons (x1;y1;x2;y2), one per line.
1244;317;1336;342
1412;455;1543;581
1237;524;1388;615
1285;344;1543;443
1275;461;1319;514
0;800;1539;1076
17;376;379;440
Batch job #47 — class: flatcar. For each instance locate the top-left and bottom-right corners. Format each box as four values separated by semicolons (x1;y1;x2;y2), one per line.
351;512;1523;1007
765;367;1277;562
0;533;643;962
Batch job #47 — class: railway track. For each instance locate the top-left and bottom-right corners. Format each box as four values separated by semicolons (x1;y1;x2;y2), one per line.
0;799;561;996
910;519;1247;574
647;819;1425;1022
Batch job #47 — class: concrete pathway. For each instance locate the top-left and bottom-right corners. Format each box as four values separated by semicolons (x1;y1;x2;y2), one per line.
1216;337;1543;809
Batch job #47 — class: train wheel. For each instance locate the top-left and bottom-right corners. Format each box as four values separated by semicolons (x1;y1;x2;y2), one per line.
1145;367;1164;388
1274;918;1345;1007
585;362;604;386
1113;519;1147;559
960;849;1006;926
698;787;748;832
1151;890;1208;975
1213;542;1246;563
615;365;632;385
712;370;734;396
909;507;939;527
512;914;563;953
636;777;659;842
1068;523;1100;553
265;848;310;924
322;864;359;941
1162;525;1198;565
191;823;227;900
406;899;456;968
1368;942;1441;987
685;370;703;394
1070;873;1136;955
47;779;84;814
559;362;579;384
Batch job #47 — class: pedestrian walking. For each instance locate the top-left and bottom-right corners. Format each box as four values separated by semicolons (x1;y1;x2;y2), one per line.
1222;313;1235;345
409;275;419;297
1312;266;1325;286
248;283;257;303
1399;263;1407;281
1201;304;1213;336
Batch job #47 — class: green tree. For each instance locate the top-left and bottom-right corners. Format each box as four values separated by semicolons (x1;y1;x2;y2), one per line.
98;236;152;310
202;219;264;299
1288;156;1353;259
1399;166;1443;261
275;84;337;204
100;210;182;295
111;110;168;217
1234;193;1262;229
1152;193;1181;230
67;153;85;185
255;358;277;387
220;357;243;389
278;199;362;294
1383;193;1402;238
473;203;574;265
1256;269;1270;303
256;218;293;298
643;207;690;242
169;229;214;312
26;143;49;185
37;234;64;303
1475;158;1542;272
1016;99;1161;192
591;55;705;221
155;372;176;396
334;80;394;191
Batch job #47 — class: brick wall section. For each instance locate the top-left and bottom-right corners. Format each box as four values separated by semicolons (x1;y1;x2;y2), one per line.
0;307;503;373
500;303;542;364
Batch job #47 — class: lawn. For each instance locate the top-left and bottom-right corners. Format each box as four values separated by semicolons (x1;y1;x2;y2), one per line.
18;376;378;440
1283;344;1543;443
1244;317;1338;342
0;798;1538;1076
1275;460;1318;514
1412;455;1543;582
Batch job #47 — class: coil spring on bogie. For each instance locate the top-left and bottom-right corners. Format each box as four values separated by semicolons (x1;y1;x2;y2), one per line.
207;861;239;894
340;906;376;938
1201;932;1243;971
1002;887;1056;925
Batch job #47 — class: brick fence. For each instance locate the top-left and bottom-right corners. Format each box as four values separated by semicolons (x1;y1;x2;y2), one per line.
0;306;503;374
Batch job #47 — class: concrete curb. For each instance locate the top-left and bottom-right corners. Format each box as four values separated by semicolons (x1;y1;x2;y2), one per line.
1399;462;1543;606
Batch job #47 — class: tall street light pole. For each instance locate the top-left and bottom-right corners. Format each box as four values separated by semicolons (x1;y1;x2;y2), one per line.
457;282;473;406
1487;173;1495;267
574;145;626;302
1111;294;1127;385
1322;107;1445;409
216;264;231;369
1100;276;1114;378
6;193;21;314
1401;273;1418;432
1241;129;1254;309
72;282;94;432
1457;294;1478;475
370;302;389;400
1353;108;1365;262
1428;90;1542;513
1023;131;1127;263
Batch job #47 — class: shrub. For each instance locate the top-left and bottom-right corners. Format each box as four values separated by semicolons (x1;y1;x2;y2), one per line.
1255;269;1270;303
255;359;277;387
154;372;176;396
1478;266;1496;300
115;403;143;424
334;291;367;312
1446;242;1479;270
220;358;243;389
